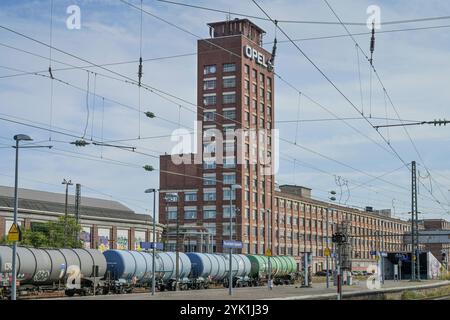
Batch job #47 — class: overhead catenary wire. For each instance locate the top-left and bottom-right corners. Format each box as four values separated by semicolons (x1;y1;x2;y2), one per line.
48;0;54;141
157;0;450;26
322;0;450;213
0;4;444;212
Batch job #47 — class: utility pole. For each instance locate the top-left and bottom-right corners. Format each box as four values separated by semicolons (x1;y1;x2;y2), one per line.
411;161;417;281
145;188;157;296
74;183;81;244
62;178;73;247
267;209;272;290
228;184;241;296
10;134;51;300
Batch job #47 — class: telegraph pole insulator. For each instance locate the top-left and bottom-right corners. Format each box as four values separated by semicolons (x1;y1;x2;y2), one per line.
370;22;375;66
138;57;143;87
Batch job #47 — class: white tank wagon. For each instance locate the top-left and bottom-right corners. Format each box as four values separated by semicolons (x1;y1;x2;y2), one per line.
220;254;252;288
0;245;106;297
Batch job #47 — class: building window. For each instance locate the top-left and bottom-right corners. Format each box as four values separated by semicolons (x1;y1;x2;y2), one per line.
259;73;265;83
224;142;235;155
223;63;236;73
223;92;236;104
222;223;236;237
184;208;197;219
204;224;216;238
203;94;216;106
244;95;250;107
245;80;250;92
252;99;257;109
252;69;257;79
203;189;216;201
223;77;236;88
204;65;216;75
244;64;250;75
203;174;216;186
223;173;236;185
252;83;257;94
223;205;236;218
223;188;236;200
223;157;236;168
203;159;216;169
203;142;216;154
203;111;216;121
167;207;177;220
184;192;197;202
266;91;272;101
223;109;236;120
267;77;272;90
203;79;216;90
203;208;217;219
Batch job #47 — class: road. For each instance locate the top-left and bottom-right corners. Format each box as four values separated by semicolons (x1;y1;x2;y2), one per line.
42;280;449;300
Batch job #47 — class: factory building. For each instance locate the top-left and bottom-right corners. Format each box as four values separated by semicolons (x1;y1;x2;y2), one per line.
0;185;163;251
420;219;450;268
158;19;414;272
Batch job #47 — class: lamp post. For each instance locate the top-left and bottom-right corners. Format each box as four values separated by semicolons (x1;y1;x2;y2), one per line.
62;178;73;247
228;184;241;296
165;193;179;290
10;134;51;300
145;188;157;296
327;191;336;290
266;209;272;290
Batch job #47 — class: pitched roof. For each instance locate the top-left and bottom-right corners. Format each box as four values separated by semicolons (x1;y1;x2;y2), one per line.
0;185;152;222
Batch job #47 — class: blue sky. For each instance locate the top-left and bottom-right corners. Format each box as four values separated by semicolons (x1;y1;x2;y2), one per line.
1;0;450;222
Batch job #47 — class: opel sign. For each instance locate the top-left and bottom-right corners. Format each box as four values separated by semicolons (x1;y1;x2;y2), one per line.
244;45;269;68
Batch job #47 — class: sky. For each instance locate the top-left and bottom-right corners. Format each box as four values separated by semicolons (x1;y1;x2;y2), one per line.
1;0;450;222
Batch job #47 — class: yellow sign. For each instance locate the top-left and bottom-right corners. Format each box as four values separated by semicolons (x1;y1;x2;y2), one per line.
265;249;272;257
324;248;331;257
375;255;380;261
7;223;22;242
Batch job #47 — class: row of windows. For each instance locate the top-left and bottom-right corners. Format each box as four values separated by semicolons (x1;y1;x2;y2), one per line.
203;109;236;121
204;63;236;75
203;93;236;106
203;77;236;90
166;206;236;220
244;65;272;90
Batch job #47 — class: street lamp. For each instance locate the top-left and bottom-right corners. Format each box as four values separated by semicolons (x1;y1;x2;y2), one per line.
228;184;241;296
62;178;73;247
327;191;337;290
145;188;158;296
165;193;179;290
10;134;51;300
265;209;273;290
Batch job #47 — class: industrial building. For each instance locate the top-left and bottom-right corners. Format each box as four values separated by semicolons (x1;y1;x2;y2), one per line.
158;18;418;273
0;185;163;251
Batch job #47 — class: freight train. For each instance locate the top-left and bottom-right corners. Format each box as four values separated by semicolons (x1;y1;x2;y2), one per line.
0;245;299;299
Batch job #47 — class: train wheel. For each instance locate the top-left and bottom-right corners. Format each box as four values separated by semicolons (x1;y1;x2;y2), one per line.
65;290;75;297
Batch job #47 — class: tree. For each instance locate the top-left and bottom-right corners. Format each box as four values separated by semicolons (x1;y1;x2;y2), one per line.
0;216;82;248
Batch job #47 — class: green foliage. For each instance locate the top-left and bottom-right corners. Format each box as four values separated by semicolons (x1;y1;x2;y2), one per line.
0;216;82;249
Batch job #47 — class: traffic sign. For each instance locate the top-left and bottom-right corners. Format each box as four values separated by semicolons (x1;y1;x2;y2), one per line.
140;242;164;250
223;240;243;249
265;248;272;257
324;248;331;257
7;223;21;242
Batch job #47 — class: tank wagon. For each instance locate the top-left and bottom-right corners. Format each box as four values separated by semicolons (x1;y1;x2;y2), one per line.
0;245;299;298
0;246;106;298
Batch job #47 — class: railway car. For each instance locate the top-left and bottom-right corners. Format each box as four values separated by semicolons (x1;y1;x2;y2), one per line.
0;245;299;298
0;246;106;298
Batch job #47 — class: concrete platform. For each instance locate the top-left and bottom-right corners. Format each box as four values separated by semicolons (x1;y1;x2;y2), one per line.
44;280;450;300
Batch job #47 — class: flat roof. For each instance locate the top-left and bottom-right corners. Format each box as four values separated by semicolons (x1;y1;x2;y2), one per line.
207;18;266;34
